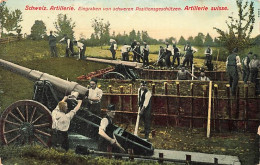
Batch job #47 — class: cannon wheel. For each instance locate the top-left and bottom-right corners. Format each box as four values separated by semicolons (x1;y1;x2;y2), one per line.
102;72;126;80
0;100;52;147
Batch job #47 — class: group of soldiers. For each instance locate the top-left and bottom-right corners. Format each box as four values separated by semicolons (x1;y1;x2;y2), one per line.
110;40;150;66
110;39;214;71
226;49;260;96
51;78;152;153
48;31;86;60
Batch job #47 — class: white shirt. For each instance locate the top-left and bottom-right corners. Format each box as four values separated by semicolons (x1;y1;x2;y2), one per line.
88;87;103;102
59;37;70;48
51;106;77;131
249;59;260;69
121;45;131;53
113;43;117;50
165;45;173;52
99;118;109;132
77;42;84;49
138;88;152;108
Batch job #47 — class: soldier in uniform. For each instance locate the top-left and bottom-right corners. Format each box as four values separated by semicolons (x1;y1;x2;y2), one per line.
133;42;142;63
52;96;82;151
121;44;131;61
242;52;252;84
85;78;103;116
205;46;213;71
131;40;138;62
183;44;196;70
138;81;152;139
157;46;165;67
142;42;150;67
177;66;196;80
48;31;57;57
74;41;86;60
110;39;117;60
98;104;124;152
249;54;260;95
165;42;172;68
226;48;241;96
197;70;210;81
172;44;180;67
59;34;74;57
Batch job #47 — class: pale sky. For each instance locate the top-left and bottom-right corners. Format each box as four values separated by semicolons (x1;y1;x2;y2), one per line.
5;0;260;40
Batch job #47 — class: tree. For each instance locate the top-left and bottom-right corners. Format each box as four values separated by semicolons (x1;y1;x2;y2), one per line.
214;0;255;53
91;17;110;48
30;20;47;40
4;9;22;34
193;32;205;46
187;36;194;45
165;37;176;45
204;33;214;46
54;14;75;40
178;36;186;45
129;29;137;41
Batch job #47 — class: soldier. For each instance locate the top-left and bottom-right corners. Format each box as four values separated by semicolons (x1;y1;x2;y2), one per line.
172;44;180;67
165;42;172;68
138;81;152;140
121;44;131;61
48;31;57;57
205;46;213;70
142;42;150;67
183;44;196;70
131;40;137;62
249;54;260;95
51;95;82;151
74;41;86;60
157;46;165;67
197;70;210;81
59;34;74;57
85;78;103;116
98;104;125;152
133;42;142;63
226;48;241;96
242;52;252;84
177;66;197;80
110;39;117;60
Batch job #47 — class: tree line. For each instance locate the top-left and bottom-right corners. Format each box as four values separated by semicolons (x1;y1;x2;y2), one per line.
0;0;257;54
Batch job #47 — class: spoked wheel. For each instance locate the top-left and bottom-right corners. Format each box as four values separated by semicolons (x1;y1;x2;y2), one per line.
102;72;126;80
0;100;52;147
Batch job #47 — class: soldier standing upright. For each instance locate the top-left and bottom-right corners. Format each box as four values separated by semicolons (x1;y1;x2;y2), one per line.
138;81;152;140
110;39;117;60
74;41;86;60
242;52;252;84
205;46;213;71
142;42;150;67
49;31;57;57
134;42;142;63
249;54;260;95
226;48;241;96
165;42;172;68
172;44;180;67
183;44;196;70
85;78;103;116
131;40;138;62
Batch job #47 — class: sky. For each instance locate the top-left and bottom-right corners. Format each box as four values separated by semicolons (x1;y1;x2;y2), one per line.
4;0;260;41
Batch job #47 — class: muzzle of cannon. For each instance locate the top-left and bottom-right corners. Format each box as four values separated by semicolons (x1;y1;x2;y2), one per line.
0;59;154;156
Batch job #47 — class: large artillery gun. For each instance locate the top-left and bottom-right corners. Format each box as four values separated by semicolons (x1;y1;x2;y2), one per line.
0;59;154;156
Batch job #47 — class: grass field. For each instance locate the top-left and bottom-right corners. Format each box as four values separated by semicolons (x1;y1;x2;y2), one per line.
0;39;258;165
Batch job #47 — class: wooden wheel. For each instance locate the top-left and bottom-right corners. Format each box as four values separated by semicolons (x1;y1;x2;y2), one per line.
0;100;52;147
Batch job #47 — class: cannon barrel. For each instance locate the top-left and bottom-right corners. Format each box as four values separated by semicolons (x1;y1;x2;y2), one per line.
0;59;88;96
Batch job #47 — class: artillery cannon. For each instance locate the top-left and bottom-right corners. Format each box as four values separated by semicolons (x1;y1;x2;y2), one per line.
0;59;154;156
